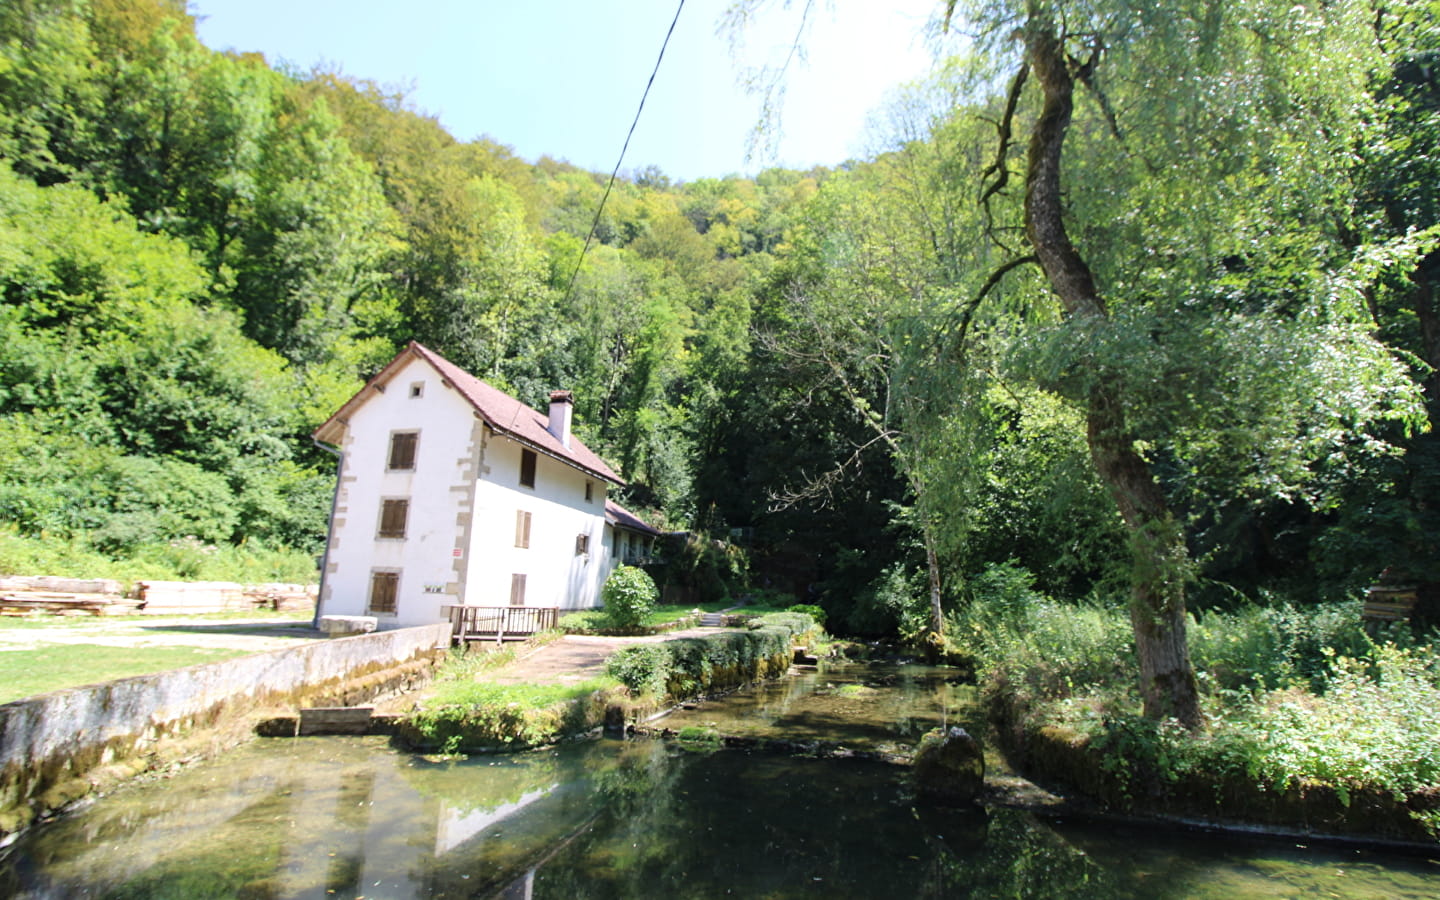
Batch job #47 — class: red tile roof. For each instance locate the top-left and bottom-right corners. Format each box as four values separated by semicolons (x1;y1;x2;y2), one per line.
313;341;623;485
606;499;662;535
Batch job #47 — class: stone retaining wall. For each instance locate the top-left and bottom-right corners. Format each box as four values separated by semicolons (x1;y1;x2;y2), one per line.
0;623;450;840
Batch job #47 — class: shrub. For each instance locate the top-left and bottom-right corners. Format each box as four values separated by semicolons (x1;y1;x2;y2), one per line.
557;609;609;634
1188;600;1370;692
602;565;659;628
786;603;827;626
604;624;800;700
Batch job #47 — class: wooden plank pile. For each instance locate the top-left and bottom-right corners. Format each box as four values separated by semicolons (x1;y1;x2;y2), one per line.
242;583;318;612
1363;586;1417;623
0;576;140;616
136;582;317;614
0;575;317;617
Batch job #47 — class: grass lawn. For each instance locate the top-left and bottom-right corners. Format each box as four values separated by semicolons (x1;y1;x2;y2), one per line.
0;644;253;704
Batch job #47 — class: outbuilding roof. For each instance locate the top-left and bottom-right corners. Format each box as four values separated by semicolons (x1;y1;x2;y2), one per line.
313;341;623;485
605;499;662;536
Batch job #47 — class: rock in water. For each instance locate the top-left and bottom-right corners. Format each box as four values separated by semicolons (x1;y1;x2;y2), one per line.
913;726;984;804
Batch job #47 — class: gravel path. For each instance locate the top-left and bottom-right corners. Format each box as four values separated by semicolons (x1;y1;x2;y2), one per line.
0;616;323;653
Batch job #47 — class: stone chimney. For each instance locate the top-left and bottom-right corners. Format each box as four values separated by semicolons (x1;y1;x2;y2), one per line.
547;390;573;448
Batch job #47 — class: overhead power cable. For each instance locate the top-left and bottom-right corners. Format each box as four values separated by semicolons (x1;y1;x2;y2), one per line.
561;0;686;306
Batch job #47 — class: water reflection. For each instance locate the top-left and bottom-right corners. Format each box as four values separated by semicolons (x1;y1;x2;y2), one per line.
4;673;1440;898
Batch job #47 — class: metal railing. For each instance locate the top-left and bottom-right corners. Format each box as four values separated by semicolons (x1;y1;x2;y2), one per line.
443;605;559;642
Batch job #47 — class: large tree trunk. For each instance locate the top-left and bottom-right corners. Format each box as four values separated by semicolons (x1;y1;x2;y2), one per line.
1022;23;1202;726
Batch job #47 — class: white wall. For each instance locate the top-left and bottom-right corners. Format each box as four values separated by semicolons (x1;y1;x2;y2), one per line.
321;357;481;627
468;434;609;611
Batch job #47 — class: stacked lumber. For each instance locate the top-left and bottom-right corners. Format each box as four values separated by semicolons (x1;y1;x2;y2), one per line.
242;583;317;612
0;576;140;616
1363;586;1417;622
0;575;318;616
136;581;248;613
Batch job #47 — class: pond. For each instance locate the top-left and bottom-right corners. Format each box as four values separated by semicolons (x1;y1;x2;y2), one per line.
3;663;1439;899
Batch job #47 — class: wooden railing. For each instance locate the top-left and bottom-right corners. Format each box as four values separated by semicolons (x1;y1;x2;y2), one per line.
442;605;559;643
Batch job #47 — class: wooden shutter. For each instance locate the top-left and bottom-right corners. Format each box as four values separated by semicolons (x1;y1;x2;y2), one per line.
378;499;409;538
369;571;399;614
575;533;589;555
509;573;527;607
520;448;537;487
388;432;417;470
514;510;531;548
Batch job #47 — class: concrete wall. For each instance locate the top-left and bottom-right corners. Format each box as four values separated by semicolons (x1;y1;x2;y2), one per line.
0;623;450;840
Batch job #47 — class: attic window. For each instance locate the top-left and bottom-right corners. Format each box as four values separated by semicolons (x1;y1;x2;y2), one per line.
519;448;537;488
409;382;424;399
388;431;418;470
585;481;593;503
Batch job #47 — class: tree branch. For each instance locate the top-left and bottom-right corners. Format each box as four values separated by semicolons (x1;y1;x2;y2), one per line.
979;62;1029;236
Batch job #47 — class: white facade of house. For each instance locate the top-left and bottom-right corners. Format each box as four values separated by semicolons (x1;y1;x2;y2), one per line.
313;345;643;628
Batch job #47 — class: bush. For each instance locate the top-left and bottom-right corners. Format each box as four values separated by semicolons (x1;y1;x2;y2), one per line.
603;622;804;700
786;603;827;627
557;609;610;634
602;565;658;628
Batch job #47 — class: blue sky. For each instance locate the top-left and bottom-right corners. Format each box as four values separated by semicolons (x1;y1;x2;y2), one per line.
192;0;945;182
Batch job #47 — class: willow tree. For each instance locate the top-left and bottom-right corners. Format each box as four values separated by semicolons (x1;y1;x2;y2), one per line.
944;0;1426;725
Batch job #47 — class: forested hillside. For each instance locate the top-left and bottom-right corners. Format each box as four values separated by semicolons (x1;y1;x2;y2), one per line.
2;0;1438;643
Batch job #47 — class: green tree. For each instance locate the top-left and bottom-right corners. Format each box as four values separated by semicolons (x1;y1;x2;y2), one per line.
952;0;1423;723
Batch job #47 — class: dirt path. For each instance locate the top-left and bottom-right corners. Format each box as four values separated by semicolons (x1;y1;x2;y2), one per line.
0;615;323;653
485;627;724;685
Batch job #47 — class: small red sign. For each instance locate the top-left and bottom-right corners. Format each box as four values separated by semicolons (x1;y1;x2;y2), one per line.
452;548;463;557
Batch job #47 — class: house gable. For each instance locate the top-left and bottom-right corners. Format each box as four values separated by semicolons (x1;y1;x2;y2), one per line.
313;343;629;627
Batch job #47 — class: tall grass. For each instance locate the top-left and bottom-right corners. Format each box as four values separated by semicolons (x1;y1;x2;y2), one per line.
950;561;1440;831
0;525;318;588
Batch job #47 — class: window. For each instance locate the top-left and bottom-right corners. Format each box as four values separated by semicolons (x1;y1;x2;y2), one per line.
409;381;424;399
519;448;537;488
377;498;409;539
575;533;590;555
509;573;527;607
584;480;593;503
369;570;399;615
388;431;418;470
514;510;532;548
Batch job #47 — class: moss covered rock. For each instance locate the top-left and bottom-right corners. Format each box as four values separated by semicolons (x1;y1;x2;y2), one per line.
913;726;984;805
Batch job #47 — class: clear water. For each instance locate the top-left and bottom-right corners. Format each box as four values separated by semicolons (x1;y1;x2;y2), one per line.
3;665;1439;899
654;661;978;753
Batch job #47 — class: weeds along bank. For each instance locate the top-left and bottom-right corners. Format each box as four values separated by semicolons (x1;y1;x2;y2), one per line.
949;563;1440;842
397;613;822;754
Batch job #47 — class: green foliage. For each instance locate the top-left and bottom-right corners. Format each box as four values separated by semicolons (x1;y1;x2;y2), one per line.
603;617;815;700
557;609;611;634
601;565;659;629
1188;600;1371;692
0;523;317;585
408;677;617;753
844;563;931;639
785;603;825;626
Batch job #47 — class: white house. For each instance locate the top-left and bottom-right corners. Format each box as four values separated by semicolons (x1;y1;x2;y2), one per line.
311;341;658;628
